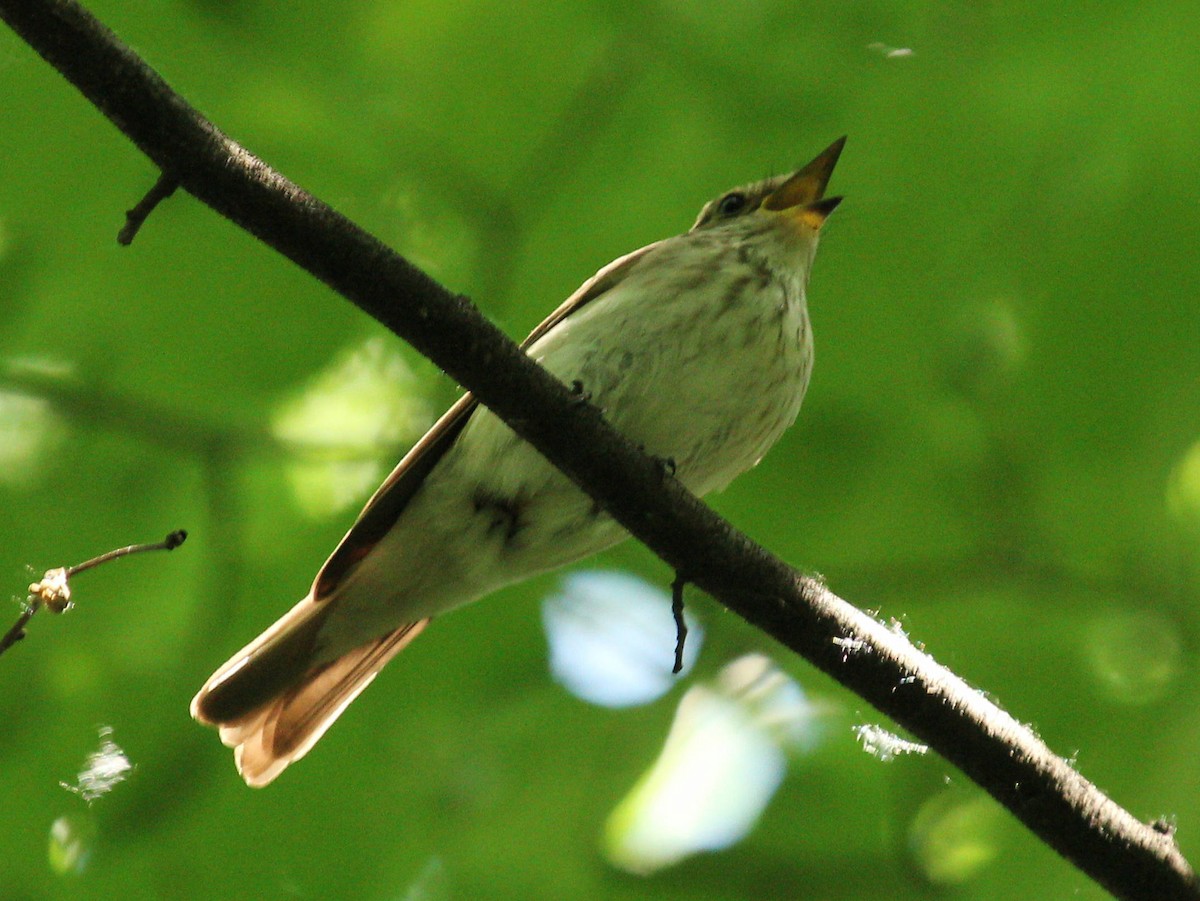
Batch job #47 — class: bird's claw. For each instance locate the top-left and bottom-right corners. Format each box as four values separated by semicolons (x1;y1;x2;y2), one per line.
569;379;592;404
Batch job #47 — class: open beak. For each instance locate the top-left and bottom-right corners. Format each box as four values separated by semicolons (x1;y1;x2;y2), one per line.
762;136;845;230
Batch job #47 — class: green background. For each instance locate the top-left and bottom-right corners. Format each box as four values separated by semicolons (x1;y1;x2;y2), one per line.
2;1;1199;898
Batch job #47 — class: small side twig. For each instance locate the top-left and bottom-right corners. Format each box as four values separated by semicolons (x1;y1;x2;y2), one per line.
670;572;688;674
0;606;38;656
0;530;188;658
117;172;178;245
67;528;187;576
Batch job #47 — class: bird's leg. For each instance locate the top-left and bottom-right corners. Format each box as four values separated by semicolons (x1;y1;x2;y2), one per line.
637;444;677;479
569;379;592;404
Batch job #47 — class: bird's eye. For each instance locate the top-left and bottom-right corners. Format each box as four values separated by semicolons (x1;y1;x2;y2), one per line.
717;192;747;217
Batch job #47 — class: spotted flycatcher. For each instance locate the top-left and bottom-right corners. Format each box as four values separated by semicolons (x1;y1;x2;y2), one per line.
193;138;844;785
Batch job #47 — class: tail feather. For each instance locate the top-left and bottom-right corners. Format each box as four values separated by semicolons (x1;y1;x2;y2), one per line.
192;599;428;787
191;595;330;727
235;620;427;786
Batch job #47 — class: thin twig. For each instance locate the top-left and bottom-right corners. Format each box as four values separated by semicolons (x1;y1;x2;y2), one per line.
670;573;687;674
117;171;178;245
67;529;187;576
0;606;37;656
0;3;1193;897
0;530;188;658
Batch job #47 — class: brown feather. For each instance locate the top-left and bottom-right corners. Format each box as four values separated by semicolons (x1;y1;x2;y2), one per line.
220;620;428;787
191;596;331;725
313;394;478;600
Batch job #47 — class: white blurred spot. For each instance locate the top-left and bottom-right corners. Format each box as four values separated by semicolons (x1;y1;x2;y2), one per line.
272;337;430;517
833;634;867;660
604;654;819;874
48;814;94;876
60;726;133;804
854;724;928;762
717;653;820;752
867;41;915;59
542;570;701;708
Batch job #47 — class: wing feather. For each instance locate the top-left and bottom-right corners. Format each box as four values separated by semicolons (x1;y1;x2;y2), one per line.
312;238;663;600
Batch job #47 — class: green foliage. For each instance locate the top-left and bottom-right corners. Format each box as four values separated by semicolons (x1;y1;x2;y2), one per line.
2;2;1198;898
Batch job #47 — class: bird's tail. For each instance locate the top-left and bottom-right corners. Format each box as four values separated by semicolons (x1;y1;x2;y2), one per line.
191;596;427;787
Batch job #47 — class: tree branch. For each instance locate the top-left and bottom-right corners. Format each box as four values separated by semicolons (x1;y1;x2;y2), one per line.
0;531;187;657
0;2;1192;897
117;171;178;245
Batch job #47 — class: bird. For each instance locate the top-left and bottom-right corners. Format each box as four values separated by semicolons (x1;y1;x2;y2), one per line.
191;137;845;786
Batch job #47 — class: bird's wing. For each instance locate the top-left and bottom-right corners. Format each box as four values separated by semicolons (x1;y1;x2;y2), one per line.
311;238;665;602
312;391;477;599
518;239;665;349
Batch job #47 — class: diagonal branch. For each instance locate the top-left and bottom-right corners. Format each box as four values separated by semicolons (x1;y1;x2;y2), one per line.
0;1;1192;898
